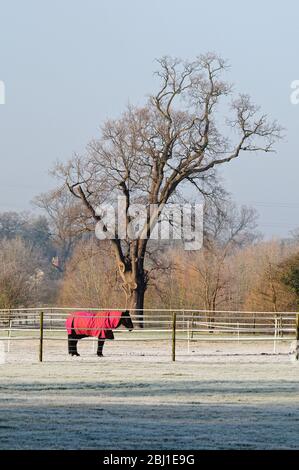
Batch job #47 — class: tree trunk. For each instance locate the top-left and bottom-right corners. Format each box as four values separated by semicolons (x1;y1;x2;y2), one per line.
119;256;148;328
127;280;146;328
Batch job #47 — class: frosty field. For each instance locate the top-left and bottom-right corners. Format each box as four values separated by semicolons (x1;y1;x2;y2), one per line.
0;339;298;450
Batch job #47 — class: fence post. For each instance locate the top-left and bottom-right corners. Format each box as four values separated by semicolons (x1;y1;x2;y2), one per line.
190;311;194;339
172;311;176;362
296;314;299;361
7;319;12;353
273;316;278;354
279;314;283;337
39;311;44;363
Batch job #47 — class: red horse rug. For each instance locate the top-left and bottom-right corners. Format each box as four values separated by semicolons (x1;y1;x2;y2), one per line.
66;310;123;339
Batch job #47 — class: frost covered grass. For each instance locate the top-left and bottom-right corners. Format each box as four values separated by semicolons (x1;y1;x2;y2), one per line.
0;340;298;450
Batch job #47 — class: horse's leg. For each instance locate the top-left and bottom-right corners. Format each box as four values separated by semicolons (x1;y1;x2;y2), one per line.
97;338;105;357
70;338;80;356
68;335;72;354
68;328;80;356
68;336;80;356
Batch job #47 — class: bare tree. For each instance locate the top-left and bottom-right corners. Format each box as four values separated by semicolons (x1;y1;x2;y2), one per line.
170;203;258;313
54;54;282;320
59;239;122;307
0;211;52;256
0;238;50;309
34;187;92;271
241;240;296;311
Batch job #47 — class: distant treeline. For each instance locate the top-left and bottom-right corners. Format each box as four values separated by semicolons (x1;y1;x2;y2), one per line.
1;209;299;313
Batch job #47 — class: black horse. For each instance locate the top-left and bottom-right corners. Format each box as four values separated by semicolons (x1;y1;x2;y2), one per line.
67;310;134;357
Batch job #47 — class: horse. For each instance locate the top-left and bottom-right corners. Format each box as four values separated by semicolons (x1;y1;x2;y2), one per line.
66;310;134;357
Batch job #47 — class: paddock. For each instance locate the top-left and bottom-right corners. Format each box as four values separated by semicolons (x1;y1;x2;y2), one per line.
0;308;298;450
0;357;298;449
0;308;298;363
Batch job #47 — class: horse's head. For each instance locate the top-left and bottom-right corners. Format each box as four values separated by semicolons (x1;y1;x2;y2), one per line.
121;310;134;331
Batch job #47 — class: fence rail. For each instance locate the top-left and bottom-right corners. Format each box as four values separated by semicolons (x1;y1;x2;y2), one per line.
0;308;298;362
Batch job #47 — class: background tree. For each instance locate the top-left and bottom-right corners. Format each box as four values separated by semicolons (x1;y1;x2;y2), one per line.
34;187;90;271
160;202;258;313
243;241;297;311
0;238;53;309
53;53;282;319
196;202;258;312
0;211;53;258
280;251;299;307
59;239;121;307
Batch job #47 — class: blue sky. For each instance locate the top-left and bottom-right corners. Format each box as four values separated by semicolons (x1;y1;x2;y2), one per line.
0;0;298;237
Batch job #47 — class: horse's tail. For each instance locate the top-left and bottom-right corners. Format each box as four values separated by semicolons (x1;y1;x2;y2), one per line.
65;314;74;335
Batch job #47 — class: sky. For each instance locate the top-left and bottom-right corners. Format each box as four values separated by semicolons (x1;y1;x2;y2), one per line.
0;0;298;238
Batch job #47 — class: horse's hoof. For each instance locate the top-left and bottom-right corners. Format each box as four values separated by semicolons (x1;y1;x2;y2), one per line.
97;354;104;357
71;353;80;357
